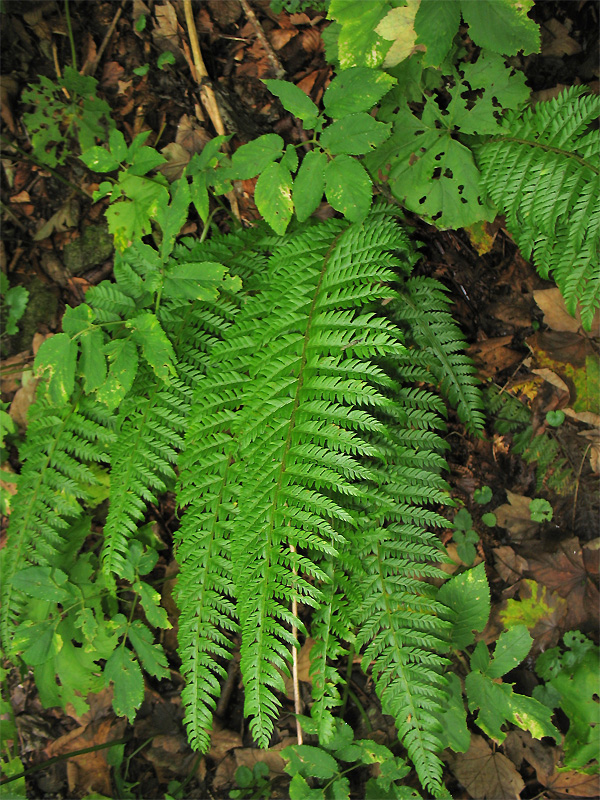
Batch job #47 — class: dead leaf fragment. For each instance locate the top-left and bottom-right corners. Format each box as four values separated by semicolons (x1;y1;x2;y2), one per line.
493;546;528;584
494;490;538;541
446;734;525;799
533;288;600;337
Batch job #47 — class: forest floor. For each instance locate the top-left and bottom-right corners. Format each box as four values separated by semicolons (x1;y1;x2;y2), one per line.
0;1;599;798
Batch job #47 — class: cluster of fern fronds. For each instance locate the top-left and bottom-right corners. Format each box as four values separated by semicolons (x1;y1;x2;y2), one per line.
1;209;484;793
475;86;600;330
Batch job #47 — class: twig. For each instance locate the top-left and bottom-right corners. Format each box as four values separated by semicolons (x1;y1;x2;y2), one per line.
82;0;126;78
238;0;285;78
64;0;77;71
183;0;240;220
183;0;226;137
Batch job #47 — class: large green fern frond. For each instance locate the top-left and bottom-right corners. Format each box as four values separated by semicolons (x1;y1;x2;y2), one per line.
1;392;114;650
475;86;600;328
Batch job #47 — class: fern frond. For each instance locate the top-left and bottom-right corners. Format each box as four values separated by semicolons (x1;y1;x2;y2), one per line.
391;276;485;433
1;391;114;650
475;86;600;329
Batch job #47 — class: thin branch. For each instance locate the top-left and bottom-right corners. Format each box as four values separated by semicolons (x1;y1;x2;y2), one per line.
238;0;285;78
82;0;126;78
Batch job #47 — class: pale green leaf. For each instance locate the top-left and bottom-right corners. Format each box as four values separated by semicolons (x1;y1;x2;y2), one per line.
375;1;421;68
324;155;372;222
329;0;392;69
283;745;338;779
127;146;167;176
14;621;62;666
104;646;144;722
190;172;209;222
108;128;128;162
254;161;293;235
34;333;77;404
293;150;327;222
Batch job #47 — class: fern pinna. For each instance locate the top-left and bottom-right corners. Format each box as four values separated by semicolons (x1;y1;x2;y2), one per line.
3;210;484;794
474;86;600;329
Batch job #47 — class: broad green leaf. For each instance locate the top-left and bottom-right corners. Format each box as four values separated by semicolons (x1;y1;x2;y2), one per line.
321;114;391;156
81;328;108;393
375;1;421;68
96;337;138;409
0;757;26;799
164;261;241;302
364;103;495;229
136;581;171;630
263;80;319;127
324;67;396;119
432;672;470;752
230;134;284;180
108;128;127;162
104;646;144;722
289;774;325;800
487;625;532;678
106;172;169;249
293;150;327;222
438;562;490;650
34;660;62;708
156;177;191;261
283;745;338;779
34;333;77;404
281;144;299;173
128;620;170;679
190;172;209;222
127;146;167;176
414;0;460;67
451;52;530;135
14;621;62;666
12;567;69;602
62;302;95;337
254;161;293;235
329;0;393;69
126;312;176;383
324;155;372;222
470;641;491;673
80;146;120;172
126;130;152;161
193;134;231;171
461;0;540;56
4;286;29;334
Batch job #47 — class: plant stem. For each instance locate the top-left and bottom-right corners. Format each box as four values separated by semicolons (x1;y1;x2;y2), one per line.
64;0;77;71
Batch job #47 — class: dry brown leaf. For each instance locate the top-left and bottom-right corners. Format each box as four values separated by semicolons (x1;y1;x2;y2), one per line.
533;288;600;337
233;736;296;777
269;28;298;50
159;142;190;181
33;199;80;241
45;718;126;797
446;734;525;799
469;335;523;378
208;726;243;761
101;61;125;89
530;367;570;396
0;350;31;394
541;18;582;57
493;546;528;584
9;375;39;430
494;490;538;541
578;428;600;474
175;114;210;155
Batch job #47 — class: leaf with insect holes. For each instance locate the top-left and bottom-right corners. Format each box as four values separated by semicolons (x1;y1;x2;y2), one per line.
34;333;77;404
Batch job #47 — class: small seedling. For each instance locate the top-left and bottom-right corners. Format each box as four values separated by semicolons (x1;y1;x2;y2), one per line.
481;512;497;527
529;498;553;523
473;485;492;504
230;762;271;800
545;410;565;427
452;509;480;565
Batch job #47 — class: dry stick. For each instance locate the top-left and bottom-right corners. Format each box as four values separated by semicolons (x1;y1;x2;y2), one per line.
182;0;240;220
82;0;126;78
238;0;285;78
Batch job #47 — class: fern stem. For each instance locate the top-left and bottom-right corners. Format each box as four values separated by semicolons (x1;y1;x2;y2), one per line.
484;135;599;175
64;0;77;71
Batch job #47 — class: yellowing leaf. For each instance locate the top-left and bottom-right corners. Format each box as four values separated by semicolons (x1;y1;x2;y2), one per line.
375;1;423;68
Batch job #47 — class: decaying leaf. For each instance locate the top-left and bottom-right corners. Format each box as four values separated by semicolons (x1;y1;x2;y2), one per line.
446;734;525;799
